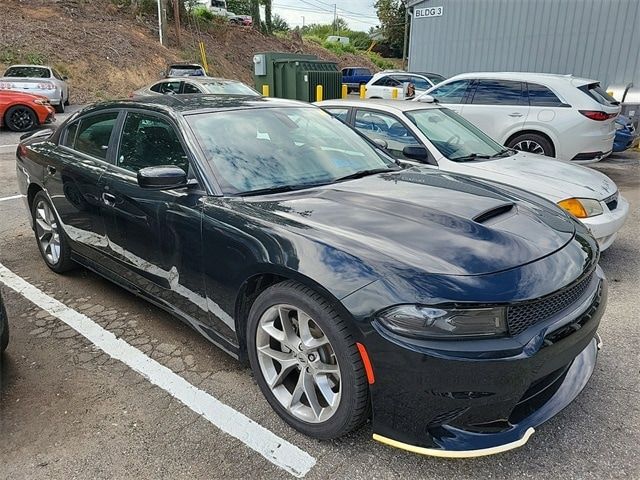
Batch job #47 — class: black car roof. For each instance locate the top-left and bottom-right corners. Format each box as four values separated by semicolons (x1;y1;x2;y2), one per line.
78;95;309;116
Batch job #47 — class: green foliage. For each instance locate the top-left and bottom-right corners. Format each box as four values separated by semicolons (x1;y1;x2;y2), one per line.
192;5;215;21
322;40;357;55
226;0;251;15
374;0;407;57
303;35;324;45
301;18;375;51
366;51;394;69
0;49;47;66
271;13;289;32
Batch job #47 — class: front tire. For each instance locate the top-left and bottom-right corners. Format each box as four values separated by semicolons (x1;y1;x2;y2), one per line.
31;191;75;273
5;105;37;132
507;133;555;157
247;280;369;439
55;97;65;114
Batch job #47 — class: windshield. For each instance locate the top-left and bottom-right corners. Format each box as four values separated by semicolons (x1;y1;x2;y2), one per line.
201;81;259;96
187;107;395;194
4;66;50;78
405;108;507;161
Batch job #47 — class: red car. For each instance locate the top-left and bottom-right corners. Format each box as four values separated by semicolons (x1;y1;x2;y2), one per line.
0;89;55;132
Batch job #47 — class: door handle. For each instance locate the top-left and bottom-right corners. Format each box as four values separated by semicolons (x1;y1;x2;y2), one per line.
46;165;56;175
102;192;116;207
508;113;524;118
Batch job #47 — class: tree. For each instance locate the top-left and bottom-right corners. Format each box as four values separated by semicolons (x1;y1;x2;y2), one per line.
271;13;290;32
250;0;260;30
226;0;251;15
264;0;272;33
374;0;407;57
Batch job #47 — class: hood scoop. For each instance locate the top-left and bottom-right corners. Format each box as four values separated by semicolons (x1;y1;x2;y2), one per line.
473;203;515;225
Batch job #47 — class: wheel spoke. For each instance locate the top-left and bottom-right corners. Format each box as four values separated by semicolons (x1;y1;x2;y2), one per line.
36;218;51;235
314;372;339;407
287;372;305;409
257;345;295;363
298;311;329;349
266;358;298;388
314;362;339;375
302;371;323;419
278;306;299;347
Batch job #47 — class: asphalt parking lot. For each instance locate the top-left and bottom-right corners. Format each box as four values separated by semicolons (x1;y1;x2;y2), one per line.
0;111;638;479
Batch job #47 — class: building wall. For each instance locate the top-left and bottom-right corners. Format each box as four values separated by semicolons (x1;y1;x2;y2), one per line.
408;0;640;88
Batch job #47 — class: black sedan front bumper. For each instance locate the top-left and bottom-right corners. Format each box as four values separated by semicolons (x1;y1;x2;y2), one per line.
356;267;606;457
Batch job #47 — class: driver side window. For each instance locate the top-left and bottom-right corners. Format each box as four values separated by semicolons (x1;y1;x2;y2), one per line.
117;113;189;174
354;110;420;160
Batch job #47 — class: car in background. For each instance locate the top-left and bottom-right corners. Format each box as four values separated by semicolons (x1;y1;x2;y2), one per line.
227;12;252;26
164;63;207;78
342;67;373;92
0;64;69;113
317;98;629;250
417;72;621;164
0;90;55;132
365;71;445;99
132;77;259;99
0;290;8;354
16;95;606;457
613;114;639;152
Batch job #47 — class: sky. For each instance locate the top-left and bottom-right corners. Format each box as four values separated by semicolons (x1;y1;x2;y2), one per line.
271;0;380;32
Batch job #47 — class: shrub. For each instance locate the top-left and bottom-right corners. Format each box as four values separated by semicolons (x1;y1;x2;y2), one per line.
322;40;357;55
192;5;215;22
366;51;394;70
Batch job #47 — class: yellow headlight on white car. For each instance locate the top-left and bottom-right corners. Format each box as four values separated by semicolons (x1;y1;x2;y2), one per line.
558;198;603;218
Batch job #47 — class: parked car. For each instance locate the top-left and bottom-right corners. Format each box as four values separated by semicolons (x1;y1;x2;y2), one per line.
132;77;260;99
163;63;207;78
613;114;639;152
227;12;252;26
0;290;8;354
365;70;445;99
0;64;69;113
318;98;629;250
16;95;606;457
342;67;373;92
416;72;621;164
0;90;55;132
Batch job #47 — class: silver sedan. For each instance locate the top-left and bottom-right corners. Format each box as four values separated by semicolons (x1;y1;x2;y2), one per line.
132;77;260;99
0;64;70;113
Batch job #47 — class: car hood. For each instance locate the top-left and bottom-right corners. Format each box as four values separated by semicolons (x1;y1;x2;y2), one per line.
244;169;576;276
445;152;618;202
0;89;48;101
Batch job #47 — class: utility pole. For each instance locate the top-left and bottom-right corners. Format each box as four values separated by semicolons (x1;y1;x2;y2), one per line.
157;0;168;46
402;5;410;70
172;0;181;48
333;4;337;35
302;16;305;28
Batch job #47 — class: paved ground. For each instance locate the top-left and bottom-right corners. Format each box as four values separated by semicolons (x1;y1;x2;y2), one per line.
0;113;638;479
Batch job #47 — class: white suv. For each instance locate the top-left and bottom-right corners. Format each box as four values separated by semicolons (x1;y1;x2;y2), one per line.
416;72;621;164
365;71;445;100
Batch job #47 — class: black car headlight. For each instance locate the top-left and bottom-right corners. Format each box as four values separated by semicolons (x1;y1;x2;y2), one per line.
376;305;507;339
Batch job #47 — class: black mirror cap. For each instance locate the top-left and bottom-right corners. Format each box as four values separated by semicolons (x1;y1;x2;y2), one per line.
137;166;188;190
403;145;435;164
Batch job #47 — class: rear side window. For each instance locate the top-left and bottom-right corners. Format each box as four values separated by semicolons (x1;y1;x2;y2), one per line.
373;76;401;87
579;83;620;106
74;112;119;160
150;81;181;94
323;107;349;122
62;121;79;147
527;83;566;106
429;80;471;104
409;76;431;90
470;80;525;105
182;82;201;94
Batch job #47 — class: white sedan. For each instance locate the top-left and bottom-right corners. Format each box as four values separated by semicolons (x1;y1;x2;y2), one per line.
0;64;70;113
316;99;629;251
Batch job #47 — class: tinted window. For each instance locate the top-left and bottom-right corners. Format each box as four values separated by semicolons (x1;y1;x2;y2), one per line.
409;75;431;90
62;121;79;148
527;83;565;106
200;81;259;95
471;80;524;105
168;66;205;77
118;113;189;173
579;83;619;106
152;81;181;94
74;112;118;159
182;82;201;94
356;68;371;76
187;107;394;195
354;110;420;160
373;76;401;87
324;107;349;123
4;66;50;78
429;80;470;104
52;69;63;80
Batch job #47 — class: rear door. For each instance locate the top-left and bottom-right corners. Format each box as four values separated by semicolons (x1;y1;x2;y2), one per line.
461;79;529;142
99;110;210;330
45;111;120;260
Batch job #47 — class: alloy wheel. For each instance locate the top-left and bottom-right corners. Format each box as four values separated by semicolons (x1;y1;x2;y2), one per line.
35;199;61;265
256;304;342;423
10;108;35;131
513;139;545;155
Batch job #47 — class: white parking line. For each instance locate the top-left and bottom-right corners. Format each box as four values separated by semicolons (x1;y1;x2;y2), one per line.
0;194;25;202
0;144;18;149
0;263;316;477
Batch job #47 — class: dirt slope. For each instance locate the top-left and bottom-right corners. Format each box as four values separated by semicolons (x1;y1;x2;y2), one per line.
0;0;378;103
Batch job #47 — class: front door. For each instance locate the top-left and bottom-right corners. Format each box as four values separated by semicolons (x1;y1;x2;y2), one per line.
100;110;210;330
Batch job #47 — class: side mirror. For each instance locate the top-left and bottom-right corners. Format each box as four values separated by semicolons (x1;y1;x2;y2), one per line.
137;166;188;190
373;138;388;149
402;145;435;164
62;75;69;81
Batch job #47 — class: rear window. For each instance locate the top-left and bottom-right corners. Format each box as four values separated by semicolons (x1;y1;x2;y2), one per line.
168;66;204;77
579;83;620;106
200;81;259;96
527;83;566;107
4;66;50;78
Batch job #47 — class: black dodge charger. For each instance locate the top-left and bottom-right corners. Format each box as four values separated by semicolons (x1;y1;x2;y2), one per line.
16;95;606;457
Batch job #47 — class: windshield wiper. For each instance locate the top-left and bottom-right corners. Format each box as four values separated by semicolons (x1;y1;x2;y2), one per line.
490;148;514;158
451;153;492;162
238;184;316;197
332;167;396;183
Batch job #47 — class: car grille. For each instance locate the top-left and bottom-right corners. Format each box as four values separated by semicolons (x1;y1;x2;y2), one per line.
506;271;595;336
604;191;618;211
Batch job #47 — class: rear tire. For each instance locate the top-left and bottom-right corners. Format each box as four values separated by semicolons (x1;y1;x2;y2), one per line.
5;105;37;132
506;133;555;157
0;297;8;354
247;280;369;439
55;97;65;114
31;191;75;273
